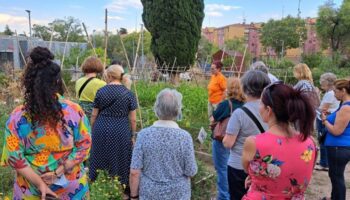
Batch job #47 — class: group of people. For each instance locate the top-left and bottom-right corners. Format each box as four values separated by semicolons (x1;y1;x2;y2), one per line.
0;47;197;200
0;46;349;200
208;60;350;200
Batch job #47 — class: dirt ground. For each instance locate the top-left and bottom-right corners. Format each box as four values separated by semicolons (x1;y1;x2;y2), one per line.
305;164;350;200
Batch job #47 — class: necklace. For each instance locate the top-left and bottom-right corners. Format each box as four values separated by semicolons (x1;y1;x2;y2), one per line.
109;81;122;85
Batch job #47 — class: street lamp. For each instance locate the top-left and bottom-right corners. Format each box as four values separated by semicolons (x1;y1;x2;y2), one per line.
25;10;32;37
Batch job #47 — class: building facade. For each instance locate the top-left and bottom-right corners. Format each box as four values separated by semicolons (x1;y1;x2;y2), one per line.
202;18;323;61
0;36;87;70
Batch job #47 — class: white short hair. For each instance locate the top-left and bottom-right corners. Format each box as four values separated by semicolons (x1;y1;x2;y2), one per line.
154;88;183;120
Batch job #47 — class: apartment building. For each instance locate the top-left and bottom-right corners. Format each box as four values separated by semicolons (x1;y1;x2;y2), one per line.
202;18;322;61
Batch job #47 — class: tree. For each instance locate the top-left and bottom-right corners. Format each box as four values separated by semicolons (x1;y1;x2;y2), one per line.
141;0;205;74
92;31;153;68
224;37;251;68
119;28;128;35
3;25;14;36
197;36;216;64
260;16;307;57
32;24;51;40
225;37;246;53
48;17;85;42
316;0;350;55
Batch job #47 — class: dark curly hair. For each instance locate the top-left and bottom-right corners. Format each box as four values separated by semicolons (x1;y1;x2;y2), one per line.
23;46;65;128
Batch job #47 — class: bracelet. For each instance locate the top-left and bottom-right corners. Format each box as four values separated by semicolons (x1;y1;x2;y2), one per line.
130;195;139;199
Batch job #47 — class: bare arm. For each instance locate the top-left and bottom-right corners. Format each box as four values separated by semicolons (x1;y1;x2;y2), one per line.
322;106;350;136
129;110;137;133
242;136;256;172
223;134;237;149
90;108;99;128
129;169;141;199
17;167;58;199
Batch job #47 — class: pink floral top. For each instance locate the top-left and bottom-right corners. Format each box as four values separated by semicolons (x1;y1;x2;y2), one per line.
243;132;316;200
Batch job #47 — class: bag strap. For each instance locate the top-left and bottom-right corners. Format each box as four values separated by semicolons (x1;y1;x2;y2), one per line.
241;106;265;133
78;77;95;98
228;99;233;114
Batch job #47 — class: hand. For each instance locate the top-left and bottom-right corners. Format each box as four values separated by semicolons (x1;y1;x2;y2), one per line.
321;112;327;123
244;175;252;189
38;182;58;200
64;160;75;174
209;116;214;123
41;172;57;185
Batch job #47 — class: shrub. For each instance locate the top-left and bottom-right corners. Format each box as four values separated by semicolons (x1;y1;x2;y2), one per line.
90;170;123;200
0;105;14;198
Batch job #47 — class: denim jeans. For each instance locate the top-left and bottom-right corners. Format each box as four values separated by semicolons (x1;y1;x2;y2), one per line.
212;139;230;200
227;166;248;200
316;119;328;167
327;146;350;200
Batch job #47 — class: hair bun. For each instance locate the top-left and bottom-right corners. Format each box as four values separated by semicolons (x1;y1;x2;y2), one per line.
29;46;54;65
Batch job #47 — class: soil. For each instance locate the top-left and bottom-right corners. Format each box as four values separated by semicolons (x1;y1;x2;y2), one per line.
305;164;350;200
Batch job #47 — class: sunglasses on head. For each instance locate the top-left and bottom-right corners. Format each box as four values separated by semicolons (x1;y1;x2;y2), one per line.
264;81;284;107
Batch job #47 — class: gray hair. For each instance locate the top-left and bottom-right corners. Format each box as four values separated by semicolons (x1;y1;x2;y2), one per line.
154;88;183;120
320;72;337;86
251;61;269;74
241;70;271;98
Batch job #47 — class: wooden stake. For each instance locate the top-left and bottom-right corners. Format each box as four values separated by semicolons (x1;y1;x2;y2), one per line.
103;9;108;68
132;32;142;74
48;28;54;50
59;24;72;98
118;30;132;72
220;46;226;62
118;30;144;129
82;22;97;57
15;30;27;67
230;52;237;77
238;44;248;78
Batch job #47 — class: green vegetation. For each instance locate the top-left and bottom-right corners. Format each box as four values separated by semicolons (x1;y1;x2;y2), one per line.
0;105;14;199
141;0;205;71
261;16;307;57
316;0;350;55
32;17;85;42
90;170;123;200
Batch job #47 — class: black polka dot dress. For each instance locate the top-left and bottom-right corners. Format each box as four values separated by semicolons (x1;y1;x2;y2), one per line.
89;84;137;185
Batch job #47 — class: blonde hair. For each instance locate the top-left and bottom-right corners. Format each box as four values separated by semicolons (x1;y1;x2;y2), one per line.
104;65;132;89
293;63;313;83
227;77;246;102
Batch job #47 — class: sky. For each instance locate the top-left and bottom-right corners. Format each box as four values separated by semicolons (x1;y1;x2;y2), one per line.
0;0;343;35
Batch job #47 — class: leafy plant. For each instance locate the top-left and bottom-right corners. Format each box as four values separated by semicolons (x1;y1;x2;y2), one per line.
0;105;14;198
191;160;215;200
90;170;123;200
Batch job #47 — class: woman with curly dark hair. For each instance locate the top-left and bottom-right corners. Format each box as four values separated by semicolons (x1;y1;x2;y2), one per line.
0;47;92;200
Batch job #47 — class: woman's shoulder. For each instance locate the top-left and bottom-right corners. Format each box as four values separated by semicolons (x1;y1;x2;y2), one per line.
61;99;84;113
8;105;25;121
231;98;244;105
91;78;106;86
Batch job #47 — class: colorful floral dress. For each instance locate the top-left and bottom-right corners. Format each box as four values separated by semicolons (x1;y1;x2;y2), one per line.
242;132;316;200
1;98;91;200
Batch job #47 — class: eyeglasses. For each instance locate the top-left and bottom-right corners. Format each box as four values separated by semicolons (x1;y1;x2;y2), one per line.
264;81;284;107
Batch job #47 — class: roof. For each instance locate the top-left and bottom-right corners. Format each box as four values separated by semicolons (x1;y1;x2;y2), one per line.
213;49;243;57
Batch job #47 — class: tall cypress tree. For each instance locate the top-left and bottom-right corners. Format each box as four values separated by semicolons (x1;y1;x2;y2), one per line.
141;0;204;73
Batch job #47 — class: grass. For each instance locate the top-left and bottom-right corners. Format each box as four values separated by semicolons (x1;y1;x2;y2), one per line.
0;104;15;198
